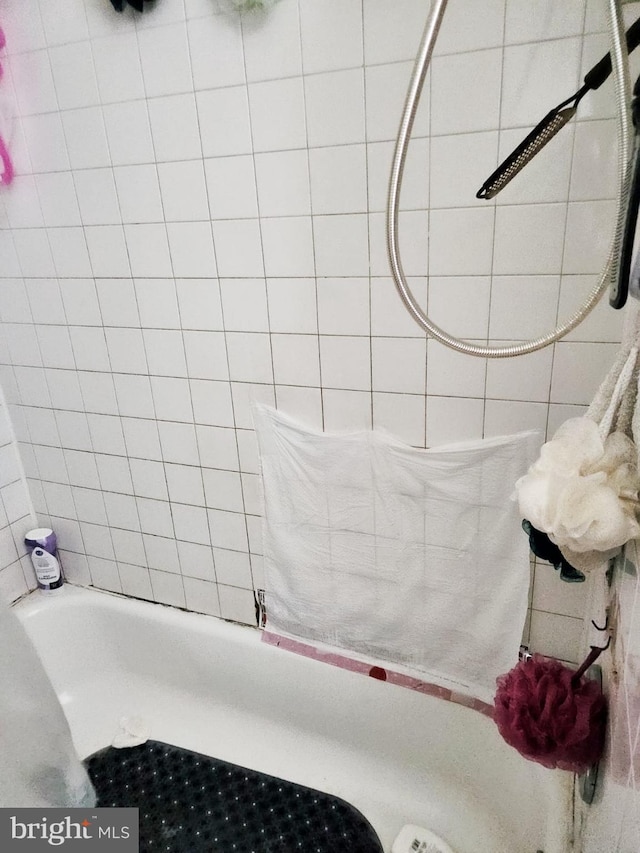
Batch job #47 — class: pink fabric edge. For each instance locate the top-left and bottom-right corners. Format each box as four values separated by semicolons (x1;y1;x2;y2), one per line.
0;134;13;185
261;630;494;718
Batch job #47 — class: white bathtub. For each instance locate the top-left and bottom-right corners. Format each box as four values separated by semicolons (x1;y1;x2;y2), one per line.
15;586;572;852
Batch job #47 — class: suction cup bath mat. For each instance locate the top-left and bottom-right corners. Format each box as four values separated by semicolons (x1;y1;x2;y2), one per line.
86;740;383;852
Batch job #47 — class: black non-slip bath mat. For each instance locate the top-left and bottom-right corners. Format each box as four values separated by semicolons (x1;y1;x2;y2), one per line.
86;740;383;852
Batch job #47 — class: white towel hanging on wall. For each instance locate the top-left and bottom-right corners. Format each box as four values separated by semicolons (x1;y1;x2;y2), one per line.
254;404;542;704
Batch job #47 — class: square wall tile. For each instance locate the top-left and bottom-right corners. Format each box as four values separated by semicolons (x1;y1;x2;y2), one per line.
165;463;205;505
208;508;248;552
309;144;367;215
119;563;153;600
125;224;173;278
188;13;244;90
550;342;619;406
168;222;218;278
183;576;220;615
96;279;140;327
489;276;561;340
373;392;426;447
190;380;234;427
242;0;302;82
69;327;110;372
317;278;369;336
220;279;269;332
426;396;485;446
430;132;498;209
275;386;323;430
135;279;181;330
206;155;259;220
372;338;426;394
501;38;582;129
427;277;490;340
178;540;216;581
483;400;548;438
504;0;584;44
248;77;307;152
130;458;169;501
144;329;188;378
138;500;173;541
271;335;320;387
114;374;155;419
85;226;131;277
225;333;273;384
148;94;202;162
431;48;502;135
49;41;99;110
114;165;164;224
299;0;363;74
261;217;315;278
197;425;239;471
122;418;163;460
428;208;494;276
212;219;264;277
171;503;210;545
177;280;224;331
158;161;209;222
305;69;365;148
231;383;275;429
365;61;428;143
197;86;253;158
322;389;372;431
320;336;371;391
103;101;155;167
427;340;486;398
183;331;229;381
493;205;567;276
529;610;582;663
218;584;256;624
370;277;427;338
267;278;318;334
313;214;369;277
151;377;194;423
106;328;148;374
138;22;193;98
255;150;311;218
158;421;200;465
563;201;616;275
74;168;121;226
364;0;431;65
435;0;505;54
92;32;144;104
485;343;554;402
214;548;253;588
150;569;185;607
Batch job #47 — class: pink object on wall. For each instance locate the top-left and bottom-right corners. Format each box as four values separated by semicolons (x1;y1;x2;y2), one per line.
0;134;13;185
0;24;13;185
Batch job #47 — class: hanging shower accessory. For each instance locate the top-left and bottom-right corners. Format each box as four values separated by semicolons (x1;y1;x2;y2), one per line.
476;17;640;203
387;0;633;358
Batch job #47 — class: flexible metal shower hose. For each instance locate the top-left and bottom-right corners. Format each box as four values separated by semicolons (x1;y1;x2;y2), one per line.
386;0;632;358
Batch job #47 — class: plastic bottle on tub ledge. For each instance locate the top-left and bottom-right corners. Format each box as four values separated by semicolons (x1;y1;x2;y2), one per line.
24;528;65;594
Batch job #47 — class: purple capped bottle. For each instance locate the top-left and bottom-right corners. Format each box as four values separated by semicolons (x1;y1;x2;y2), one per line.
24;528;65;594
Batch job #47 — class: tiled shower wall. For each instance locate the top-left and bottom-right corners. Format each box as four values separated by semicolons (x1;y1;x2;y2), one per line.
578;545;640;852
0;0;632;653
0;388;35;600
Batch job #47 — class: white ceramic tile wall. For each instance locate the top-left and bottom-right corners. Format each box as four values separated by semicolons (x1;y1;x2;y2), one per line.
0;389;36;602
578;545;640;853
0;1;632;652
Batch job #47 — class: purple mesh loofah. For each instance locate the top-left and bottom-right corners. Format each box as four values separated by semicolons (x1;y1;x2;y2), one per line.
494;654;607;773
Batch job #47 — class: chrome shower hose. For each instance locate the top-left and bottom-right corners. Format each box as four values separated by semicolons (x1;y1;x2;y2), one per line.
386;0;632;358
